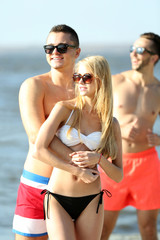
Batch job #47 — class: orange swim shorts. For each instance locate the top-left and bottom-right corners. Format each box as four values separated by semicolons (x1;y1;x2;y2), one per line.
100;147;160;210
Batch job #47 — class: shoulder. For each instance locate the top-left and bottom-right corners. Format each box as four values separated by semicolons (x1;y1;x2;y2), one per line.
19;73;48;94
148;78;160;96
19;72;52;102
112;117;121;134
56;98;77;110
112;70;131;85
154;78;160;90
50;99;76;118
113;117;120;126
21;72;50;87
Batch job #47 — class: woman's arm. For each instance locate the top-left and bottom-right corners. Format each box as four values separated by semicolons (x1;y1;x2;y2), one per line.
70;118;123;183
34;102;99;183
34;101;73;166
98;118;123;182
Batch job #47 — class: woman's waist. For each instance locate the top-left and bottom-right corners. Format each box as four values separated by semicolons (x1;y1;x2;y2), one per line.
48;168;101;196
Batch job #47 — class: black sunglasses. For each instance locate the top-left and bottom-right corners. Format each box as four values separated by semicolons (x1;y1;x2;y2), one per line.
130;45;155;55
73;73;93;84
44;44;77;54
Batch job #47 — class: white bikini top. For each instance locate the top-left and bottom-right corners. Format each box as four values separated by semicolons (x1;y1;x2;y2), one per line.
56;110;102;150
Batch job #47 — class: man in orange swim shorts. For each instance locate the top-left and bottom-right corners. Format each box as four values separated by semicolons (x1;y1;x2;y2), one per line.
101;32;160;240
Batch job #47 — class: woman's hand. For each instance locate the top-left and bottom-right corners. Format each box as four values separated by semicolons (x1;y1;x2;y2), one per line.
69;151;100;168
79;168;100;183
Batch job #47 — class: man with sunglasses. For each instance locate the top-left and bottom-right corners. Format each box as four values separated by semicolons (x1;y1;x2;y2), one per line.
101;32;160;240
13;24;81;240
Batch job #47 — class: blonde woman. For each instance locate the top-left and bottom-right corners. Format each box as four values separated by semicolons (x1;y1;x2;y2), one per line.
34;56;123;240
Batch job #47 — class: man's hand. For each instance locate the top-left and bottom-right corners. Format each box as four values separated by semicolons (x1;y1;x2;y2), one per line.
147;129;160;147
79;168;100;183
121;119;139;141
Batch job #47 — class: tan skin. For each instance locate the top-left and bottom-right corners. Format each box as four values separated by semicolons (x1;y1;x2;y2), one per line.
33;64;123;240
101;38;160;240
15;31;81;240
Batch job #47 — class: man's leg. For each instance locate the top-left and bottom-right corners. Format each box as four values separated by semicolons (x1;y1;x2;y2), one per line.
101;210;120;240
15;234;48;240
137;209;159;240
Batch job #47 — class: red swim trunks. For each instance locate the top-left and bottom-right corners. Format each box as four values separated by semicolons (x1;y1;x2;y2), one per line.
100;148;160;210
13;170;49;237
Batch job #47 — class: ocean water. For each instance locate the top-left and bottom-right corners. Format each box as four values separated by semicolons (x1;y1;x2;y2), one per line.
0;44;160;239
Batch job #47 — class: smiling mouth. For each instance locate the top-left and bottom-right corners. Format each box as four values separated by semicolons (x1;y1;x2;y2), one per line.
51;56;63;60
132;58;139;64
79;87;87;90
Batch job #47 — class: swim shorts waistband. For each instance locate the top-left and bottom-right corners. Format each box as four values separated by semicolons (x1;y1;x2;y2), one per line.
21;170;49;189
123;147;156;158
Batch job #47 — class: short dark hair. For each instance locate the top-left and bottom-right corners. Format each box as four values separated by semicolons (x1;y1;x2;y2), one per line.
140;32;160;60
49;24;79;47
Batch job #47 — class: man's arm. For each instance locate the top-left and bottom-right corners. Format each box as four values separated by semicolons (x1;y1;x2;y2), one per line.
19;76;72;163
19;76;46;143
49;137;73;162
146;112;160;147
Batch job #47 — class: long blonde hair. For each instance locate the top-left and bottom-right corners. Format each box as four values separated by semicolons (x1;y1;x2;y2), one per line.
69;56;117;159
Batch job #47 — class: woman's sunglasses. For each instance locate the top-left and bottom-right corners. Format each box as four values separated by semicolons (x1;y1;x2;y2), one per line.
44;44;76;54
73;73;93;84
130;45;155;55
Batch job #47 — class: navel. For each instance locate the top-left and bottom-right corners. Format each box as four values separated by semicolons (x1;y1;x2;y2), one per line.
118;105;123;108
152;111;155;115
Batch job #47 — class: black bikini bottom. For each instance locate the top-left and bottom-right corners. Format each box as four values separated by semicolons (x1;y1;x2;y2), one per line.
41;189;112;221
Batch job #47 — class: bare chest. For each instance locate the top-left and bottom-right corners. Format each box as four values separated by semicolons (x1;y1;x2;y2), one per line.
114;83;160;119
43;84;74;118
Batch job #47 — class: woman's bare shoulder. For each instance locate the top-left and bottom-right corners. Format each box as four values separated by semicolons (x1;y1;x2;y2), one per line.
56;98;77;110
112;117;121;133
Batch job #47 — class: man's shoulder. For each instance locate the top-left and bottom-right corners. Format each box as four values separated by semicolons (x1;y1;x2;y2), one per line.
155;77;160;86
154;78;160;94
20;72;50;91
112;70;131;84
24;72;50;84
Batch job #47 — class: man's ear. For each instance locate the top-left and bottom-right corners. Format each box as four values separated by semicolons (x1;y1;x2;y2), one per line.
151;54;159;64
75;48;81;59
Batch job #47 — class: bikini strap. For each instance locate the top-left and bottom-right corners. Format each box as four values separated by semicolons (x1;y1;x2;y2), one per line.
65;109;74;125
42;188;112;219
96;189;112;213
